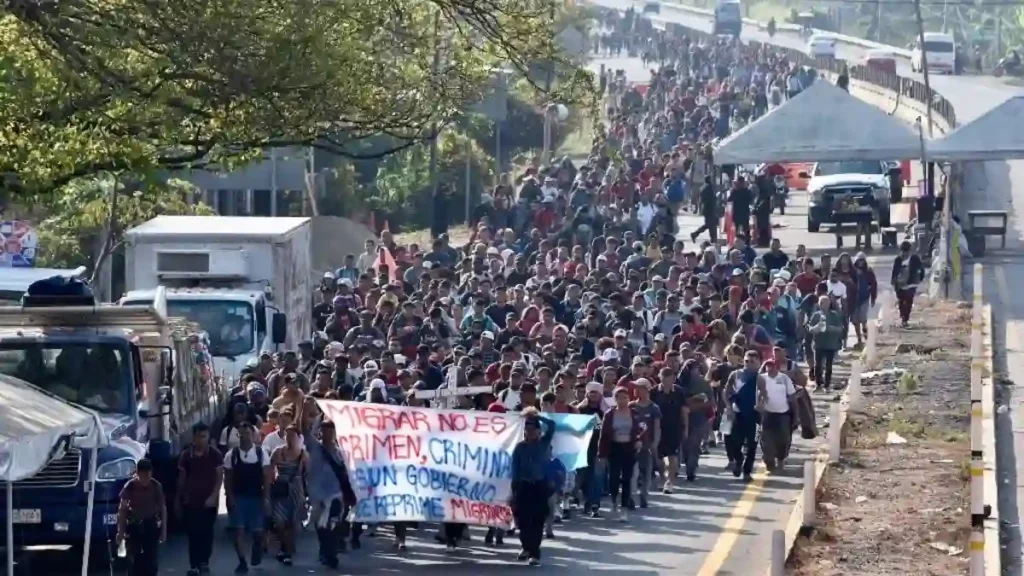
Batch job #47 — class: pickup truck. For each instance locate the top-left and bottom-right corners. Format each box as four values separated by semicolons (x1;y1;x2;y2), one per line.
802;160;901;233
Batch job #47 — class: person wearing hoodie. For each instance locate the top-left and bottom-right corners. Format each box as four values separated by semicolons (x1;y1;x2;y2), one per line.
850;252;878;346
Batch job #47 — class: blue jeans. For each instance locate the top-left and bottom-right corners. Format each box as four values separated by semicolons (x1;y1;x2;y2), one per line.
583;460;605;510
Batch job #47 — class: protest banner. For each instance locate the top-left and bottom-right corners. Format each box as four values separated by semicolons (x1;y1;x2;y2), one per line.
314;400;596;528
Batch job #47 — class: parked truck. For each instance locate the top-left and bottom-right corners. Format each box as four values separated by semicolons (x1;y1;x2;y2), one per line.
0;285;226;557
121;216;313;381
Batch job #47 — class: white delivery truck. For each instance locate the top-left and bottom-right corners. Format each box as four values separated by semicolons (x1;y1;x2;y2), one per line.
121;216;313;380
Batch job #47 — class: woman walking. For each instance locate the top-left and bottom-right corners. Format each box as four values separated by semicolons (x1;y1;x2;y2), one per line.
892;240;925;328
269;424;307;566
808;296;844;392
598;386;642;522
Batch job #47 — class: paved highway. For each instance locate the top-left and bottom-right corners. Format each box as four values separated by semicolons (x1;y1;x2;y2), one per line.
595;0;1024;570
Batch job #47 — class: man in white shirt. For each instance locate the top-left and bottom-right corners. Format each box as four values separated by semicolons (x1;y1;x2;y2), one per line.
223;423;273;573
757;359;796;473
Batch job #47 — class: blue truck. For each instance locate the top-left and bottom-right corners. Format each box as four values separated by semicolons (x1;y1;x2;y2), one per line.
0;286;228;563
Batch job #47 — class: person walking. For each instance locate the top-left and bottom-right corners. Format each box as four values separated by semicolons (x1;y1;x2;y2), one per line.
757;359;796;472
223;422;272;574
598;386;643;521
679;359;714;481
629;378;661;508
269;424;308;566
176;422;223;576
306;420;357;566
809;295;844;391
510;408;556;566
724;351;763;482
690;175;719;244
892;240;924;328
116;458;166;576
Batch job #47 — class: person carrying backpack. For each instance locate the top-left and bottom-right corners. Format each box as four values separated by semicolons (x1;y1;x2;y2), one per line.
222;423;272;575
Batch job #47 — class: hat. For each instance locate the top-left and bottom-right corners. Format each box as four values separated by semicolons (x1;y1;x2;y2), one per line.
614;329;627;338
772;278;787;288
775;269;793;281
326;341;345;359
369;378;387;391
363;360;380;371
247;383;267;397
487;402;507;413
651;276;665;283
585;381;603;393
731;268;745;277
654;333;666;341
600;348;620;362
855;251;868;261
481;330;495;340
323;271;336;280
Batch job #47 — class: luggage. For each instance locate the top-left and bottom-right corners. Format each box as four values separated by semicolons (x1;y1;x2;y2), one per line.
793;387;818;440
23;275;96;307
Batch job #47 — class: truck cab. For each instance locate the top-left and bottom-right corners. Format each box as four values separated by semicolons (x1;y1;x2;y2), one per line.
713;0;742;36
121;287;285;379
802;160;899;232
0;285;225;551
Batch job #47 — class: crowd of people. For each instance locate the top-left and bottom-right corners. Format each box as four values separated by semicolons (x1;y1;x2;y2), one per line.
113;14;930;576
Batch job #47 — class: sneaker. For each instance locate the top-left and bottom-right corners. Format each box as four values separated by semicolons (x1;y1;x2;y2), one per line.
529;558;541;566
619;509;629;523
545;529;555;539
639;497;649;509
398;542;408;552
446;545;456;554
590;509;602;519
495;535;505;546
485;533;494;546
687;473;696;482
553;514;563;524
235;560;249;574
663;483;673;495
518;549;530;561
275;551;287;563
281;555;293;566
732;461;742;477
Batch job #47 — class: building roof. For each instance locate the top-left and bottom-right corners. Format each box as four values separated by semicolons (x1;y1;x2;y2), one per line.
125;216;309;240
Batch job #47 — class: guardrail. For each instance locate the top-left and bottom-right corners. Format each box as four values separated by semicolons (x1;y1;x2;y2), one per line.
662;0;914;58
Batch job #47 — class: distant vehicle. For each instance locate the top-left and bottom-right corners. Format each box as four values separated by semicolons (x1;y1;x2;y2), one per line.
642;2;661;14
801;160;900;232
806;34;837;58
713;0;742;36
863;49;898;74
911;32;957;75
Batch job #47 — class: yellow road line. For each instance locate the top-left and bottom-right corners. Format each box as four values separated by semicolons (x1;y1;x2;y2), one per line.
696;467;767;576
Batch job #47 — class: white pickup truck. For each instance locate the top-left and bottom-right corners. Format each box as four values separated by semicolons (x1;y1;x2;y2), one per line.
802;160;902;233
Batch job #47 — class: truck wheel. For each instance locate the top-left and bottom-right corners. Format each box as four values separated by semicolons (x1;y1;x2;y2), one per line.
808;219;821;233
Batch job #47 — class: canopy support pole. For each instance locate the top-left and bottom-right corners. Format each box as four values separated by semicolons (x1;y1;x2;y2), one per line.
7;479;13;576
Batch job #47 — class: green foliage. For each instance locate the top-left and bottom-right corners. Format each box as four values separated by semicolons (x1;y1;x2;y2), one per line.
1;0;594;196
33;176;213;270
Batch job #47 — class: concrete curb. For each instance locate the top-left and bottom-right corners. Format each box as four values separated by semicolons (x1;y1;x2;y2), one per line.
982;301;1000;575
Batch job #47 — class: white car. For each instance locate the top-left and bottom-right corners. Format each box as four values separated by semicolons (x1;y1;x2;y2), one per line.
911;32;957;75
806;34;837;58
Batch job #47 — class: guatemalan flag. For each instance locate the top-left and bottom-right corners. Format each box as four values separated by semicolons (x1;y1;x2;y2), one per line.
545;413;598;471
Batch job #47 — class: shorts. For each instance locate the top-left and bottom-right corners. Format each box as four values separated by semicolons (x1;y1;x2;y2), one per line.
851;301;870;324
658;426;682;458
228;496;265;533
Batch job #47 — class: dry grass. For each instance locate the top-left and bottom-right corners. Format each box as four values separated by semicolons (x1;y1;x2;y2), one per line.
392;224;474;250
789;298;972;576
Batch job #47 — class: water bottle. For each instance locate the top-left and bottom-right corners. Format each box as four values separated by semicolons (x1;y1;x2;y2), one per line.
117;538;127;558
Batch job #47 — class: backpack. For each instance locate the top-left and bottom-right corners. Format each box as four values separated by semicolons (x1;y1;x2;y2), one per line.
545;458;567;493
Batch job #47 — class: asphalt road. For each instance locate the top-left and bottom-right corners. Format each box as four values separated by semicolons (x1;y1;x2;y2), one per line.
594;0;1024;571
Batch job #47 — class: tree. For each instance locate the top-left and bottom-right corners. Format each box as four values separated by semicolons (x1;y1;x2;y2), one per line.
1;0;594;197
33;176;212;280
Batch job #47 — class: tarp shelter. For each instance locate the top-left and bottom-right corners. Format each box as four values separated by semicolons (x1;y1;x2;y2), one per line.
0;374;107;576
713;80;924;165
928;95;1024;162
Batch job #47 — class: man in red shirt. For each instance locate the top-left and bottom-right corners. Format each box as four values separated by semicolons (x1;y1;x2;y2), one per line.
617;356;652;400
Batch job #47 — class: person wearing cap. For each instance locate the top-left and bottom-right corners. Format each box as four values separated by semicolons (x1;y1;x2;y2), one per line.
343;310;386;355
758;358;797;472
724;350;765;482
116;457;166;576
510;408;556;566
324;294;359;342
807;294;844;391
628;378;661;508
222;422;272;574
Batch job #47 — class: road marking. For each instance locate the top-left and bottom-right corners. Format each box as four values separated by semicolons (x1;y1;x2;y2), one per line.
696;468;767;576
994;265;1023;353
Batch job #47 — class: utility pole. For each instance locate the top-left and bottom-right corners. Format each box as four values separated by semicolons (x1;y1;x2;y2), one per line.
913;0;934;138
541;0;556;166
427;11;443;236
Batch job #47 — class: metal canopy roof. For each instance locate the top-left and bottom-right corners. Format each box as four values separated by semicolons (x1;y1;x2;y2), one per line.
714;80;924;165
928;95;1024;162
